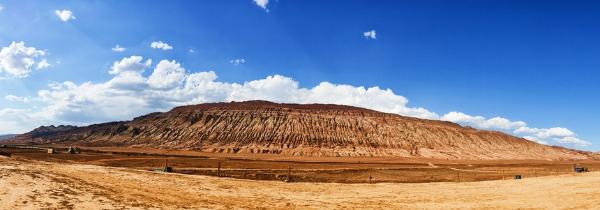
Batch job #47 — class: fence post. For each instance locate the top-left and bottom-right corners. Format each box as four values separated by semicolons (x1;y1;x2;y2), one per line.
218;161;221;177
368;170;372;183
287;166;291;182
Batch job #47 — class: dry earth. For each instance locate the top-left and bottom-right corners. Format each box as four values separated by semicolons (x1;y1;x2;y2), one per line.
1;156;600;209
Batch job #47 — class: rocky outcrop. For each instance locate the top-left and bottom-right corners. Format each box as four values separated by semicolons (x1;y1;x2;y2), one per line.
12;100;595;160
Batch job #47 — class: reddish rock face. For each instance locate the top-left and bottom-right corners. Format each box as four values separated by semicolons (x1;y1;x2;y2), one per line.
11;100;595;160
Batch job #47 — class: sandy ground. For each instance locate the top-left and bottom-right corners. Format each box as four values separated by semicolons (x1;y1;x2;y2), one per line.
1;156;600;209
7;146;599;184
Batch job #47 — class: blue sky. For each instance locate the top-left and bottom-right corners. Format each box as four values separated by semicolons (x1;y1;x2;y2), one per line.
0;0;598;150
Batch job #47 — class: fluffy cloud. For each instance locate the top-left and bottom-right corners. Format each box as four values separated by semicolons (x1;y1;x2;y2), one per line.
6;56;436;127
36;59;51;69
106;56;151;90
150;41;173;51
55;10;75;22
0;41;49;78
230;58;246;65
147;60;186;89
441;112;526;130
363;30;377;40
5;95;28;103
111;45;126;52
0;56;589;148
305;82;438;119
108;56;151;75
556;137;591;147
0;108;41;134
253;0;269;11
442;112;591;147
515;127;574;139
0;4;4;11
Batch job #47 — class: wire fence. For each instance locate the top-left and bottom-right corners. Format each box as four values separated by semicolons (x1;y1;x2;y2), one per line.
164;161;596;183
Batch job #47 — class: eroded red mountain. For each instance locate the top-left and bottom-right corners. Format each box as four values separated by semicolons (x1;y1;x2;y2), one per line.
12;100;594;160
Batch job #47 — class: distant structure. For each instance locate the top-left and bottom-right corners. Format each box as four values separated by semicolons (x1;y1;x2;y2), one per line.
67;146;80;154
47;148;56;154
573;164;589;173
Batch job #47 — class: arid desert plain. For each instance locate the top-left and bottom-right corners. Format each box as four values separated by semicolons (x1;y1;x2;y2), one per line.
2;146;600;209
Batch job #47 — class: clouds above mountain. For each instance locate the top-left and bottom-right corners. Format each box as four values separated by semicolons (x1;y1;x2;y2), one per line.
0;41;49;78
442;112;526;130
0;55;590;147
19;56;436;124
442;112;590;147
147;60;186;89
0;108;40;134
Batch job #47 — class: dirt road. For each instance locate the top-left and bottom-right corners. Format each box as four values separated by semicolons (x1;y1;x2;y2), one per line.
1;156;599;209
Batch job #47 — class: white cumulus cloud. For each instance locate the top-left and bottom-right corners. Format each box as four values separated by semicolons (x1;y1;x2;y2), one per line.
108;56;152;75
150;41;173;51
253;0;269;11
3;56;437;130
0;108;47;134
0;41;49;78
442;112;591;147
557;137;591;147
363;30;376;40
0;56;589;148
111;45;126;52
441;112;526;130
36;59;51;70
55;9;75;22
147;60;186;89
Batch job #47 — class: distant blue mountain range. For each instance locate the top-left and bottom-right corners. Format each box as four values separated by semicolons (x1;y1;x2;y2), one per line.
0;134;17;141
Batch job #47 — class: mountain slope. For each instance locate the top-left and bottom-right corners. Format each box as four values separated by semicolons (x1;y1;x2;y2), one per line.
12;100;594;160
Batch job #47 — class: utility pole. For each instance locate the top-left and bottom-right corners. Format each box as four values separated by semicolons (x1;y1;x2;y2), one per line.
368;170;373;184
